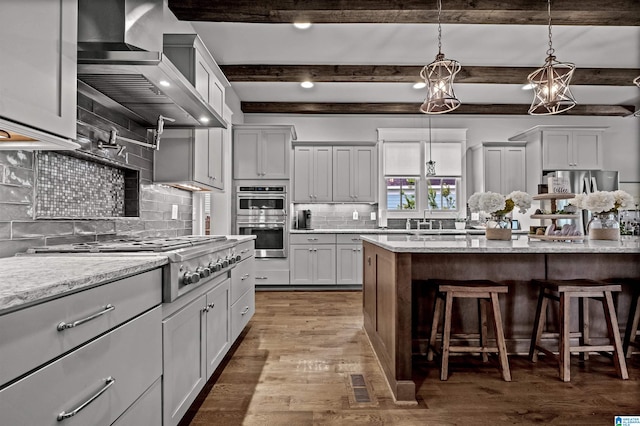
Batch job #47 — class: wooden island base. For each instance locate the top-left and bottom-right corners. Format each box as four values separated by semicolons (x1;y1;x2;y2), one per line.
362;239;640;403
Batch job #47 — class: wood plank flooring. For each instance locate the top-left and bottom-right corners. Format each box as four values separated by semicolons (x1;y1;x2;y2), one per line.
181;291;639;425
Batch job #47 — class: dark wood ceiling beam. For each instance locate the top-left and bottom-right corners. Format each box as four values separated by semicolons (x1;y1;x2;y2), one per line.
240;102;636;116
221;65;640;86
168;1;640;26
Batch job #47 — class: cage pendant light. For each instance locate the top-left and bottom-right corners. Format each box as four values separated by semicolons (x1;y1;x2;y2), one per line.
419;0;461;114
426;117;436;176
527;0;576;115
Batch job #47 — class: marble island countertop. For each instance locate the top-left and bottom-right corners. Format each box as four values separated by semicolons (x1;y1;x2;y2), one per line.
290;228;530;235
361;234;640;253
0;255;168;315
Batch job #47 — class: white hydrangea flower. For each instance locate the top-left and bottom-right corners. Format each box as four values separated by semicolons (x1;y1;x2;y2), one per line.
479;192;506;214
613;190;634;210
568;193;586;209
507;190;533;213
468;192;482;212
583;191;615;213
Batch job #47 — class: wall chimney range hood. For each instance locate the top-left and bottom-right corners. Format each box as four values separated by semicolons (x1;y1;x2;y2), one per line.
76;0;226;129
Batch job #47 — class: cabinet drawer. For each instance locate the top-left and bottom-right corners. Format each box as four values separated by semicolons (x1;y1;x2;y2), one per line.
231;258;255;304
290;234;336;245
253;270;290;285
231;288;255;342
0;269;162;386
113;378;161;426
0;307;162;426
336;234;365;244
234;239;255;262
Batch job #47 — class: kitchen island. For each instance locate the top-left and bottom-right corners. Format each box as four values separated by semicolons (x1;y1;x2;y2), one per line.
361;234;640;403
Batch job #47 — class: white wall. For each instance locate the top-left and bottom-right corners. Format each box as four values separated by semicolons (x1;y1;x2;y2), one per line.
244;114;640;182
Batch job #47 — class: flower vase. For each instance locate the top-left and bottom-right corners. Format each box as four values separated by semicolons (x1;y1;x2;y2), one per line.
588;211;620;241
485;215;512;240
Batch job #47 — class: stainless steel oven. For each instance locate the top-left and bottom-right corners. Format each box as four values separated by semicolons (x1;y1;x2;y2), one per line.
235;185;288;258
236;216;287;258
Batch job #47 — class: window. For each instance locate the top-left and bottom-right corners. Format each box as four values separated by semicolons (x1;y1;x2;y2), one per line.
426;178;458;211
386;178;417;211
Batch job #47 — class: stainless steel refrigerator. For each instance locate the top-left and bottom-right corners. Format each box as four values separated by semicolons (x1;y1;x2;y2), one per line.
544;170;619;234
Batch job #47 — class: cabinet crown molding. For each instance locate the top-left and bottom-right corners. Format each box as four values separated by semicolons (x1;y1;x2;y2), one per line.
508;125;608;142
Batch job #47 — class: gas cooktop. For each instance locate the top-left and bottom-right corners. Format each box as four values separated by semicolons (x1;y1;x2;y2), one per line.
26;235;228;253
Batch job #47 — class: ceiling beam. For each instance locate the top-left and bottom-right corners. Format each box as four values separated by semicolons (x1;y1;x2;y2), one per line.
221;65;640;86
169;1;640;26
240;102;636;116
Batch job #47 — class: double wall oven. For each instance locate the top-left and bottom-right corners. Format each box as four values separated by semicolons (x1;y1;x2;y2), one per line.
235;186;287;258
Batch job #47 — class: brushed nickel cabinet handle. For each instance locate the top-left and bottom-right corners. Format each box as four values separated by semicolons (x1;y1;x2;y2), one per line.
240;249;250;254
241;306;250;315
57;304;115;331
57;377;115;421
241;273;250;280
255;276;268;280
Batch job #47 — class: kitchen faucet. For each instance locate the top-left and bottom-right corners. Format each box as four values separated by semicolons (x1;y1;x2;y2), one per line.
419;209;434;230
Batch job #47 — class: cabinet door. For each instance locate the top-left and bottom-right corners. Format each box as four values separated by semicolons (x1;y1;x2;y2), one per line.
163;295;207;426
314;245;336;285
208;128;225;190
290;245;315;285
193;128;214;187
333;147;354;201
233;130;261;179
573;131;603;170
503;147;526;193
262;130;290;178
353;147;376;202
0;0;77;139
542;131;573;169
483;147;504;193
336;244;359;285
293;146;314;202
206;281;230;378
313;146;333;202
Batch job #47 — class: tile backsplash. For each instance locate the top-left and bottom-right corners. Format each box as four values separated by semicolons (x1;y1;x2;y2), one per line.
293;204;377;229
0;93;194;258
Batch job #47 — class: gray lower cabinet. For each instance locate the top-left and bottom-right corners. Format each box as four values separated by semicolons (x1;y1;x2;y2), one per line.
0;307;162;426
162;277;230;426
336;244;363;286
113;378;162;426
231;252;256;341
290;234;336;286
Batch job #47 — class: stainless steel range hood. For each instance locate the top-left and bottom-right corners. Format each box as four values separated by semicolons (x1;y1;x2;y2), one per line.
76;0;226;129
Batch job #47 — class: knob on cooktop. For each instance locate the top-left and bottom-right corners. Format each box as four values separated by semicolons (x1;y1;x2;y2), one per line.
183;271;201;285
196;266;211;278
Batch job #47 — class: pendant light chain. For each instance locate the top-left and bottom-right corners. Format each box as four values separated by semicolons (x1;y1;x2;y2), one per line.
546;0;554;58
437;0;442;55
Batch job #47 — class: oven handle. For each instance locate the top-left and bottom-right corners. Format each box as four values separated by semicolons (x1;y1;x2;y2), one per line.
237;221;286;226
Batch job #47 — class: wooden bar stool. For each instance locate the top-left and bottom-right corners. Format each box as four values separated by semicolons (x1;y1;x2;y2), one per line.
529;279;629;382
427;279;511;381
608;278;640;358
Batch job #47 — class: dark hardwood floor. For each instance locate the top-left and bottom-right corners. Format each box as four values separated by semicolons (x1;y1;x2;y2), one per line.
182;291;639;425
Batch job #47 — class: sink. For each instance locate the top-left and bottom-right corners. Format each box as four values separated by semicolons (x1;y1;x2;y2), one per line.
410;229;467;235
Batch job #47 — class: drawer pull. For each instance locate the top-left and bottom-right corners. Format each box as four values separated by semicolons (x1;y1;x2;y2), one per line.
241;273;250;280
255;276;268;280
351;238;361;241
57;376;115;421
241;306;250;315
57;304;115;331
240;249;250;254
307;238;318;241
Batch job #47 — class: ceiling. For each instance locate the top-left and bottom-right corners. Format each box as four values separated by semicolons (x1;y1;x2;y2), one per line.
168;1;640;117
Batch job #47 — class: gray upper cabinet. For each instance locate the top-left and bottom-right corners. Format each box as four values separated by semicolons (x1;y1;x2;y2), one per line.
0;0;78;150
509;126;606;194
154;127;225;191
233;125;296;180
293;146;333;202
333;146;377;202
484;145;526;194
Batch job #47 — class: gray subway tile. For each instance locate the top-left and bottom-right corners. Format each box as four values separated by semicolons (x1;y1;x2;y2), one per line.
0;203;33;221
3;165;34;187
0;222;11;239
0;184;32;203
0;238;44;258
74;220;116;235
45;235;96;246
12;221;74;238
0;151;34;169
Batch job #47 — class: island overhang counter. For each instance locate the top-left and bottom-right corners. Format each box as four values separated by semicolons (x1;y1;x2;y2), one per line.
360;234;640;403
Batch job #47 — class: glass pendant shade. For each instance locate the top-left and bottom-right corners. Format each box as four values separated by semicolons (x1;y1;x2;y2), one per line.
426;160;437;176
527;55;576;115
420;53;461;114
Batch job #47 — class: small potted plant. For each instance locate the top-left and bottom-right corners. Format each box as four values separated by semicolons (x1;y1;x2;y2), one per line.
454;214;466;230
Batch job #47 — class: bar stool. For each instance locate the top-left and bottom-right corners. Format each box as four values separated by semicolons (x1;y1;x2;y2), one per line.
608;278;640;358
427;279;511;381
529;279;629;382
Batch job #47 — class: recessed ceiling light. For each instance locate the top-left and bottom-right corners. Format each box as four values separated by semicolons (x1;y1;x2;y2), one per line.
413;82;426;89
300;81;314;89
200;117;210;123
159;80;170;87
521;83;536;90
293;22;312;29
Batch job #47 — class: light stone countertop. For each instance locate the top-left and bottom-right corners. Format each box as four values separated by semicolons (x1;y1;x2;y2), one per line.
0;255;169;315
289;228;529;235
361;234;640;254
